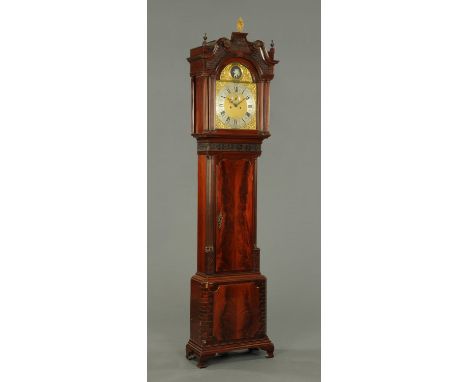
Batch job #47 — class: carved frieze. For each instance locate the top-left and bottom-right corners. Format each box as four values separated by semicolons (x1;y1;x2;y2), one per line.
198;142;261;153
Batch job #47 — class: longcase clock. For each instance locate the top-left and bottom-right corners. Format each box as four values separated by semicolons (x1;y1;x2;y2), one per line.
185;19;278;368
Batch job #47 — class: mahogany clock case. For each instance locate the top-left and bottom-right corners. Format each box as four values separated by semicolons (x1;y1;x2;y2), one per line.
185;30;278;368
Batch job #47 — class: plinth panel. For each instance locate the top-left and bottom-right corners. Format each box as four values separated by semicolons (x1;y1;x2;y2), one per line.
212;281;261;342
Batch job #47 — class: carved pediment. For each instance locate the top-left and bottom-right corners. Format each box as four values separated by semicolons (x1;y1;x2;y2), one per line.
188;32;278;80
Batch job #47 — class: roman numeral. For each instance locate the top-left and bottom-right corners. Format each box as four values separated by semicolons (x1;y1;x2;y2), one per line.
220;111;225;116
226;117;230;122
234;119;237;125
248;105;253;108
246;112;251;117
234;86;238;92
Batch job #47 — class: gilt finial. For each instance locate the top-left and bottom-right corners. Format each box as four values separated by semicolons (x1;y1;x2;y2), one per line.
202;32;207;45
270;40;275;48
236;17;244;32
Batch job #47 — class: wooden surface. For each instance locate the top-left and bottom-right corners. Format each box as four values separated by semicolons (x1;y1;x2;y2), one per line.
187;274;273;368
215;157;254;273
212;282;261;341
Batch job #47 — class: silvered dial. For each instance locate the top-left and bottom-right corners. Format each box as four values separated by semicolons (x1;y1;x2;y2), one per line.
216;83;256;129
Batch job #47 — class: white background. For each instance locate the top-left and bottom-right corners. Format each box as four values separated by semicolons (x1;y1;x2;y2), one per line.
322;1;468;381
0;1;146;381
1;1;468;381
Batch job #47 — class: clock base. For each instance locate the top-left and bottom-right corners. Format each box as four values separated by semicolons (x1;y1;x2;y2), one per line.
186;337;275;368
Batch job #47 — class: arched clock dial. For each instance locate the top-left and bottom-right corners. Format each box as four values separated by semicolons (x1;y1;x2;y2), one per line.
216;83;256;129
215;62;257;130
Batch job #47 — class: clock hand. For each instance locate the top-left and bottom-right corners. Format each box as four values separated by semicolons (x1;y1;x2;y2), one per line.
226;97;236;107
234;97;246;107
